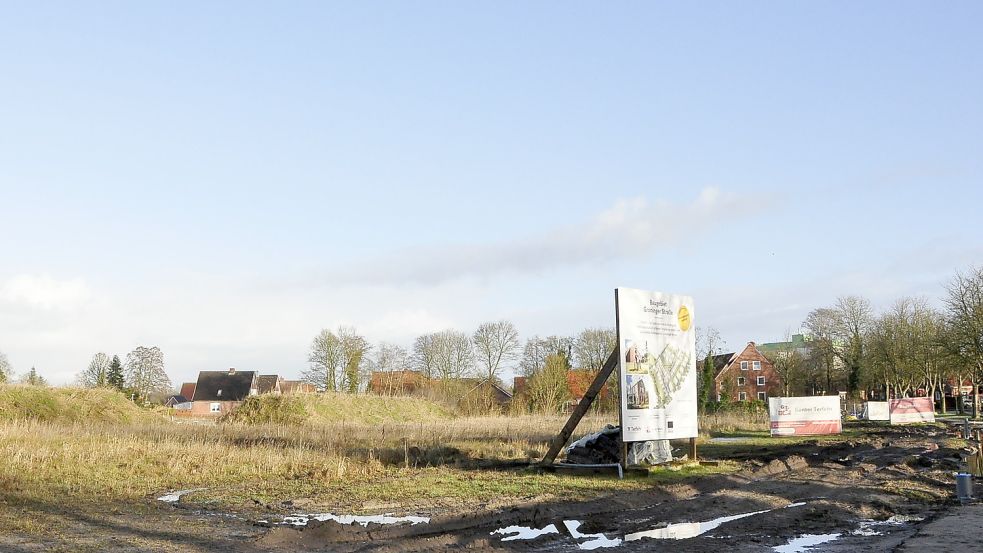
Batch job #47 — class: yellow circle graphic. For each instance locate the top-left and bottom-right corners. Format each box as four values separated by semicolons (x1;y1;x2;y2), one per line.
677;305;692;332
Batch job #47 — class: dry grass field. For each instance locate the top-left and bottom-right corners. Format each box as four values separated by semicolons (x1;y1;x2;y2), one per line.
0;387;761;551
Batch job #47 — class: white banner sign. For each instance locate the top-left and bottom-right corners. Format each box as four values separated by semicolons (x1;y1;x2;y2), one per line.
889;397;936;424
864;401;890;421
768;396;842;436
616;287;697;442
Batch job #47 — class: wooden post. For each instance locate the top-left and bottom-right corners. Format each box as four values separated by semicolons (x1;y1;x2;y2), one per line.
540;349;619;466
688;436;697;461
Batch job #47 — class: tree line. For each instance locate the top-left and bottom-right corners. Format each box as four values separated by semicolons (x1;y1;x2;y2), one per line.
301;321;618;413
697;266;983;416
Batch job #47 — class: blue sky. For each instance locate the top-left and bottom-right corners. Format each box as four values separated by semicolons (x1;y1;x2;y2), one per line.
1;2;981;385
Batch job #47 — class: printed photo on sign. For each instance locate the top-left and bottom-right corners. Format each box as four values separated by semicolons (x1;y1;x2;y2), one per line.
625;375;650;410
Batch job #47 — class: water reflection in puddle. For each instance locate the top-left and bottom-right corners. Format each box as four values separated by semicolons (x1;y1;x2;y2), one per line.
626;501;805;542
280;513;430;527
773;533;841;552
490;524;559;541
563;521;622;550
625;508;772;541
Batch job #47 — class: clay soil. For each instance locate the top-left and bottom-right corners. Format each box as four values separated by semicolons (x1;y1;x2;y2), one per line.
4;421;981;552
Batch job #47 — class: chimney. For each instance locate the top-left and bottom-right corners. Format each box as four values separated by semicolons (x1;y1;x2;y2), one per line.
228;367;236;374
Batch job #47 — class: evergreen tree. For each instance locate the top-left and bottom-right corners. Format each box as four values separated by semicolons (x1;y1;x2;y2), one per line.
21;367;47;387
107;355;125;390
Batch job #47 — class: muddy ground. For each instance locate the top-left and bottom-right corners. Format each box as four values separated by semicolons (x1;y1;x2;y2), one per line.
4;422;981;552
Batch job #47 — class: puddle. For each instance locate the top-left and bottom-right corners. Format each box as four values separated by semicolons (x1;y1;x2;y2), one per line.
773;533;841;552
563;521;622;550
625;508;771;541
491;501;810;549
156;488;208;503
852;514;925;536
490;524;559;541
625;501;806;542
280;513;430;527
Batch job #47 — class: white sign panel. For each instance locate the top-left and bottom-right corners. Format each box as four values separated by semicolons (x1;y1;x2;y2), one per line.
768;396;842;436
616;287;697;442
889;397;936;424
864;401;890;421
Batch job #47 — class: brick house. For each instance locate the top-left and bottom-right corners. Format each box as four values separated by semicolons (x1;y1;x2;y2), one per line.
712;342;781;402
368;370;427;396
190;368;258;416
280;380;317;394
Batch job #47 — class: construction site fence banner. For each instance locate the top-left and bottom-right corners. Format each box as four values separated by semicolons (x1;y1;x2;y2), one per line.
889;397;936;424
863;401;890;421
615;287;697;442
768;396;843;436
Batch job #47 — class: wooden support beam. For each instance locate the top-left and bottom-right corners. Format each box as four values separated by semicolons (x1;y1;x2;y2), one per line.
688;436;697;461
540;349;619;466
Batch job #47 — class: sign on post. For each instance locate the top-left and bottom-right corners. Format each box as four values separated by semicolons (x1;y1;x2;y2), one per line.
889;397;936;424
768;396;842;436
616;287;698;442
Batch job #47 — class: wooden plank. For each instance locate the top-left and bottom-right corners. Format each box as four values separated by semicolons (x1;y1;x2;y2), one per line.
540;349;619;466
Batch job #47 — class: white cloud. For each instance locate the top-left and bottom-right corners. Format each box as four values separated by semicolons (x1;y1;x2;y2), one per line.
317;187;754;287
0;274;92;309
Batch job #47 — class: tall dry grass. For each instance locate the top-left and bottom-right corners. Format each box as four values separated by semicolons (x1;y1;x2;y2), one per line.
0;413;614;508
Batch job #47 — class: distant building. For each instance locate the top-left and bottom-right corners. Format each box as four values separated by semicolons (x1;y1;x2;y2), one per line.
280;380;317;394
180;382;197;401
712;342;781;402
255;374;283;395
368;370;427;396
190;368;258;416
756;334;811;359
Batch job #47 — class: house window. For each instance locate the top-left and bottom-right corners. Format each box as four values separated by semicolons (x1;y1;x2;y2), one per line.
757;392;766;401
739;392;747;401
753;361;761;370
210;402;221;413
757;376;766;386
217;389;223;397
740;361;748;371
737;377;746;386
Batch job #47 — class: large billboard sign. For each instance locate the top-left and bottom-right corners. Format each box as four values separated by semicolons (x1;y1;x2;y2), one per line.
616;287;697;442
768;396;842;436
889;397;936;424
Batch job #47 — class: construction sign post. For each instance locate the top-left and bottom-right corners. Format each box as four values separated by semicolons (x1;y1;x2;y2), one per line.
616;287;698;443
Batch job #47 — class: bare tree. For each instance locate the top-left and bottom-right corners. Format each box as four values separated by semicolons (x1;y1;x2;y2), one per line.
473;320;520;383
303;329;343;391
338;326;371;393
124;346;171;400
944;266;983;418
525;353;571;413
519;335;573;376
803;308;840;394
0;350;11;384
765;329;804;397
77;352;112;388
371;342;410;395
412;330;476;380
833;296;873;393
573;327;616;372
